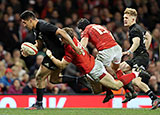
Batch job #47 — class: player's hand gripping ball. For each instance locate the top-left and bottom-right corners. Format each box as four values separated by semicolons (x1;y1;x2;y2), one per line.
21;42;38;56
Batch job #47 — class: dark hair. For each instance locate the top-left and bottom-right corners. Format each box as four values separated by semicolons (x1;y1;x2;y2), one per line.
63;27;74;39
20;10;36;20
77;18;90;31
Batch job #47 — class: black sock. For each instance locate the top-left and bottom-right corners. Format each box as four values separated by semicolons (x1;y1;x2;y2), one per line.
62;75;78;84
36;88;44;106
123;82;134;93
146;90;157;100
102;86;113;95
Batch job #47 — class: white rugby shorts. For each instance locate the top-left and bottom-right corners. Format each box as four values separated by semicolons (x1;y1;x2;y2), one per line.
88;59;107;82
96;45;122;67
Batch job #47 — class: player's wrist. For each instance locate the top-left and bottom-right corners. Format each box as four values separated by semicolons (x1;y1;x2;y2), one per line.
49;56;54;60
127;50;133;54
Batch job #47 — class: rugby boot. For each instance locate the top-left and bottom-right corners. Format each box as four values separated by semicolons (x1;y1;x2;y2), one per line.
122;91;138;103
25;103;44;110
151;98;160;110
103;92;114;103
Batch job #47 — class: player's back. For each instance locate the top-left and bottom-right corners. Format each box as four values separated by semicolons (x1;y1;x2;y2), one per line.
64;37;95;75
82;24;117;51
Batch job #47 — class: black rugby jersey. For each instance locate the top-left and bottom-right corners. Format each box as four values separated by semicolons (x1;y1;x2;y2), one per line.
129;23;147;56
34;19;65;59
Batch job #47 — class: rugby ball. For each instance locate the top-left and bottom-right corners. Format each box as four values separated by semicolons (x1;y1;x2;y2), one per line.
21;42;38;55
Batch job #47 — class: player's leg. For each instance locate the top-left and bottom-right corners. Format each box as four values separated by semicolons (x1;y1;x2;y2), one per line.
132;76;160;110
25;64;51;110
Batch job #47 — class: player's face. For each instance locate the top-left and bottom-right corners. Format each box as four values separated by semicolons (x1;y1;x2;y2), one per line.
21;19;33;30
123;14;134;27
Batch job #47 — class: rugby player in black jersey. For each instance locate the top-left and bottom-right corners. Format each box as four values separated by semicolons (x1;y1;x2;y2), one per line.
120;8;160;110
20;10;85;110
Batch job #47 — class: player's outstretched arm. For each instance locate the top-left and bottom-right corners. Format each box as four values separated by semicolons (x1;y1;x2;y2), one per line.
80;37;89;48
56;28;82;55
46;49;69;69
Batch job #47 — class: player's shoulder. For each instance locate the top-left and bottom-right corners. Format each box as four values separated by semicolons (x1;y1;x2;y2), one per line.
37;19;57;31
131;24;145;33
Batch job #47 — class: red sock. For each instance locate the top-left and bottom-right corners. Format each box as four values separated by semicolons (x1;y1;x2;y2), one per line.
118;73;136;85
116;70;123;79
125;89;130;93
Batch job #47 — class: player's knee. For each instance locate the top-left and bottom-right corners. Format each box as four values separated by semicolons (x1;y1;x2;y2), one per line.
132;78;141;86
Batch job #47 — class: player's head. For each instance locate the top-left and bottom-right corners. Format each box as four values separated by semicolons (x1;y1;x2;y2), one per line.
123;8;137;27
77;18;90;31
20;10;36;30
61;27;74;44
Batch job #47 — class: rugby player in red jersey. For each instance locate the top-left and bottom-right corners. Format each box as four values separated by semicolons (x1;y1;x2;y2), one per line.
46;27;148;101
77;18;142;103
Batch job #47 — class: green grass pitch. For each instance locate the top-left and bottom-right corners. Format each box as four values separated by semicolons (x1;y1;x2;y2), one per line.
0;108;160;115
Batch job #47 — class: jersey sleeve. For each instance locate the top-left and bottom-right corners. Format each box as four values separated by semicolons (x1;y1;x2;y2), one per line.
40;23;58;34
130;29;142;39
63;47;74;63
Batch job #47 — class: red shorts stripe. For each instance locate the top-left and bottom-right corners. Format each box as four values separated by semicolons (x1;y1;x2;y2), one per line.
99;73;106;80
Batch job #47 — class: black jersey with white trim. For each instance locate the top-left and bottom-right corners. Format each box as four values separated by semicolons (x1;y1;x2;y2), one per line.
34;19;64;59
129;23;147;56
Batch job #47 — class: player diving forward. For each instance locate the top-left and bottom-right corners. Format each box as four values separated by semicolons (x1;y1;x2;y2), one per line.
45;27;158;109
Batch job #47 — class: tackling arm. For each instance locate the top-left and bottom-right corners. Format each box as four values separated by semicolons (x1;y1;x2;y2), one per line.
46;49;70;70
80;37;89;48
56;28;82;54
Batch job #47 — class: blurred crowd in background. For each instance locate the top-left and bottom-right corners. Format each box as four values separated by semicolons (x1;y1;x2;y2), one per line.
0;0;160;95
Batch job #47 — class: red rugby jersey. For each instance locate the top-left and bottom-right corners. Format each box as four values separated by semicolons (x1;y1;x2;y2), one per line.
64;37;95;75
81;24;117;51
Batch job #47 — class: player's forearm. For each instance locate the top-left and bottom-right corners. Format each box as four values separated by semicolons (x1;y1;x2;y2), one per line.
145;31;152;50
49;56;65;70
81;37;88;48
60;30;77;49
128;37;140;53
128;42;139;53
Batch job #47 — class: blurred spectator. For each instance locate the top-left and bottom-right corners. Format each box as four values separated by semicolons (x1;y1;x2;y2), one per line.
11;65;19;79
0;42;6;61
0;68;13;90
22;77;36;94
29;54;44;76
149;76;160;94
12;49;28;72
6;6;14;21
148;62;156;75
0;61;6;78
2;51;14;68
45;82;59;94
21;73;29;87
7;79;22;94
41;0;55;19
34;0;44;16
14;62;26;80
